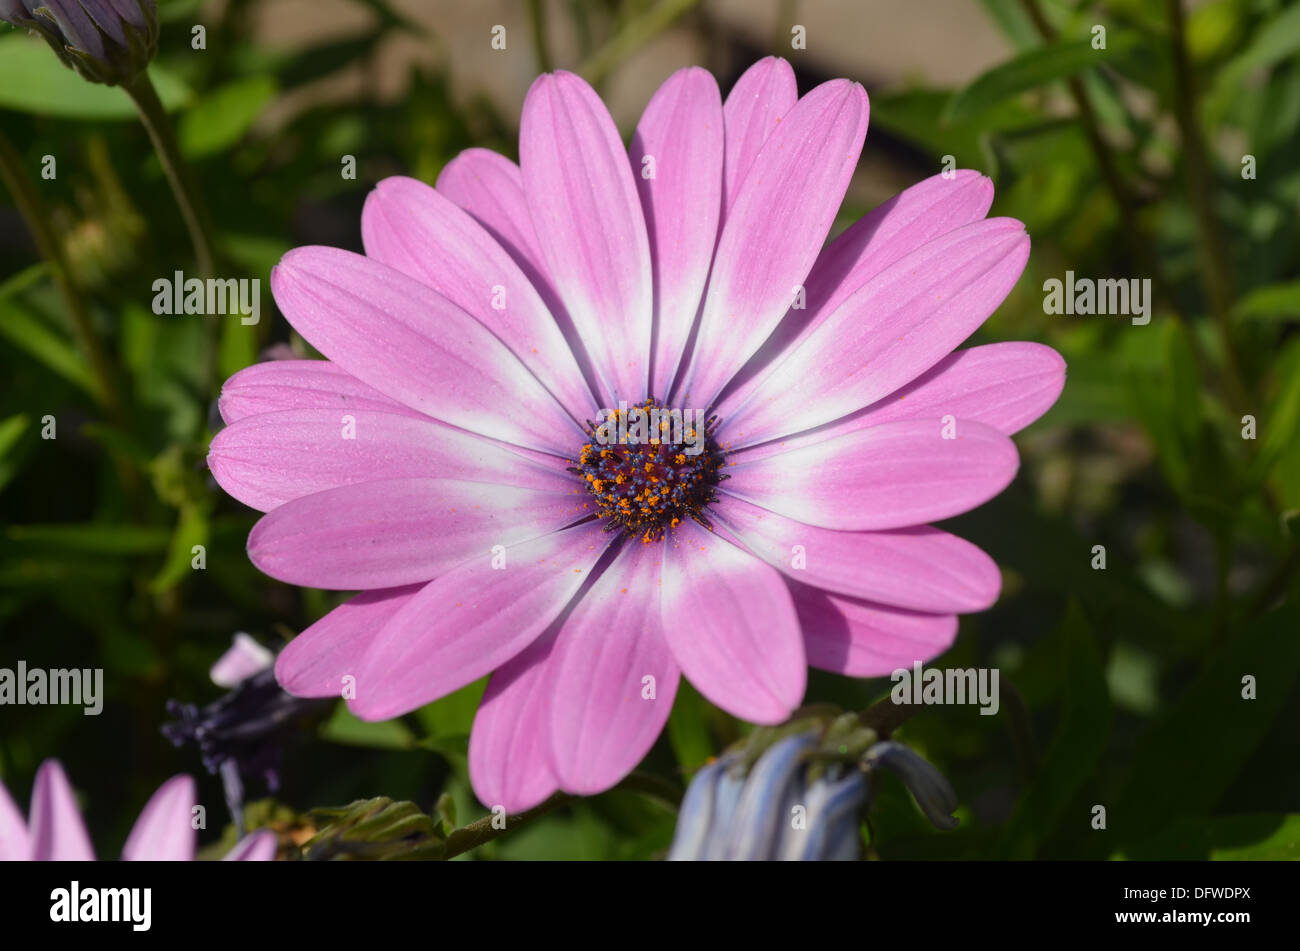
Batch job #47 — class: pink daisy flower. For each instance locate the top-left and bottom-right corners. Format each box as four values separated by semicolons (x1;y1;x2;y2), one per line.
0;760;276;860
208;57;1064;813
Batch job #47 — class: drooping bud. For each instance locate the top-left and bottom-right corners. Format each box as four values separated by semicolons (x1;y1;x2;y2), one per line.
863;740;960;830
1;1;159;86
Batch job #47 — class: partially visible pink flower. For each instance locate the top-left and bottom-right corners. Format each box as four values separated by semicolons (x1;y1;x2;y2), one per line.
209;631;276;688
0;760;276;861
209;58;1064;812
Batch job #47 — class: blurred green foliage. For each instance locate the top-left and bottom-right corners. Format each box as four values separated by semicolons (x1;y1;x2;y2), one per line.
0;0;1297;860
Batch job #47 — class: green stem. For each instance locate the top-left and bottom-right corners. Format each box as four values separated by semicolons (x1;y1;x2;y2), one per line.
125;72;220;396
0;131;125;422
857;692;920;737
578;0;700;88
1166;0;1250;414
124;73;215;278
1020;0;1266;513
526;0;552;72
1017;1;1185;322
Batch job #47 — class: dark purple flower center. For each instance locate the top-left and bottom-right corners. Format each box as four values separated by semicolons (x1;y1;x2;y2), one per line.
570;398;726;543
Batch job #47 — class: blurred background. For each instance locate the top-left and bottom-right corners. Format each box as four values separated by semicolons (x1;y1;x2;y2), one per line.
1;0;1298;859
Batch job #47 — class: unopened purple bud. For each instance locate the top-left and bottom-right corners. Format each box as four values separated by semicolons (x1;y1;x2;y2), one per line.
778;767;867;861
864;740;959;830
1;1;158;86
724;733;816;860
665;757;731;861
699;758;747;860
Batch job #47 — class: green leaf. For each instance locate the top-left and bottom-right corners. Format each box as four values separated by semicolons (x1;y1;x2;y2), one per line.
0;296;97;396
1113;606;1300;844
413;677;486;760
1234;279;1300;322
1212;815;1300;860
1122;813;1300;860
666;679;715;776
219;314;260;381
1127;320;1204;496
1209;2;1300;116
302;797;444;860
943;33;1140;124
3;523;170;554
1263;338;1300;453
976;0;1041;49
216;232;292;279
0;414;32;492
149;503;210;592
870;88;1042;167
320;704;418;750
0;263;50;300
178;76;278;158
993;600;1112;859
0;35;191;119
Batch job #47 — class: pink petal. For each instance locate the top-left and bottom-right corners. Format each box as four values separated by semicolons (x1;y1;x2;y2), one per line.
436;149;557;306
661;520;805;723
631;67;723;397
469;632;563;813
29;760;94;861
714;494;1001;613
802;169;996;317
548;541;680;795
275;584;426;698
209;408;572;512
674;79;869;408
361;176;596;416
223;829;278;861
792;582;958;677
436;149;598;389
271;246;583;454
217;360;418;425
737;342;1066;465
209;632;275;688
246;477;593;590
521;71;653;403
715;169;993;416
724;419;1020;531
349;521;612;721
721;218;1031;448
722;56;797;219
121;774;197;861
0;776;31;860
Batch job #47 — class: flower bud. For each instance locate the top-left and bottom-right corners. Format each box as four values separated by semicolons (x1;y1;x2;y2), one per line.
163;638;330;833
863;740;960;830
1;1;159;86
776;766;866;861
669;732;868;861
